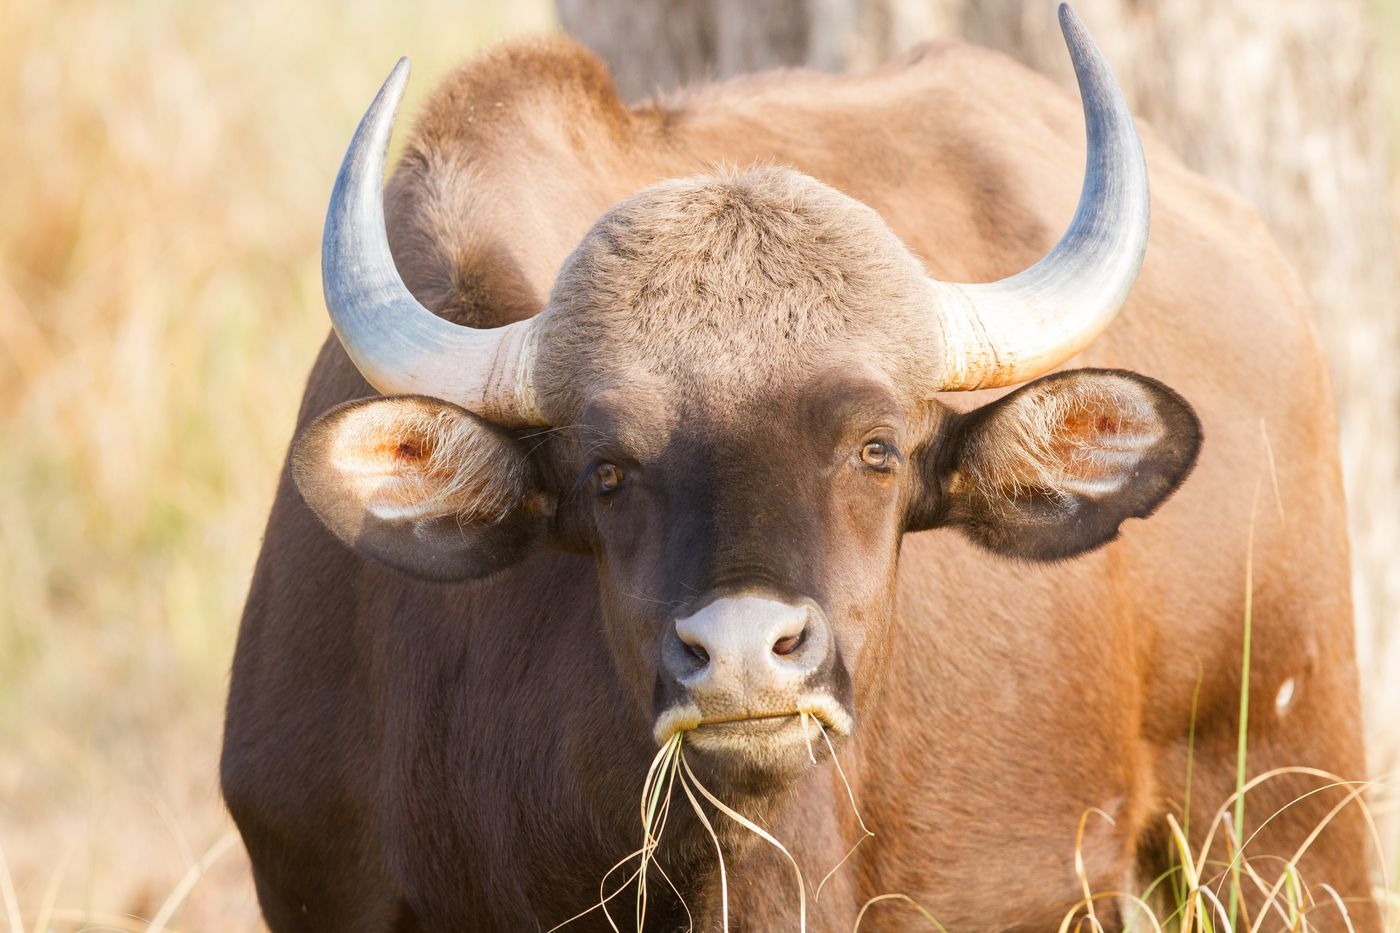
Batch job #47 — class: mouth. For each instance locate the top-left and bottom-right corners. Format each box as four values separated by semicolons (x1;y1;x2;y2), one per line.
698;711;801;727
652;694;853;747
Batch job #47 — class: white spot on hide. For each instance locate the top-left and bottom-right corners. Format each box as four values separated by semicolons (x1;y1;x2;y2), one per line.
1275;677;1297;717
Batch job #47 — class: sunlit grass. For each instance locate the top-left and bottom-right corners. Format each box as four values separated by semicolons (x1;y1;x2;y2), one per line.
0;1;552;928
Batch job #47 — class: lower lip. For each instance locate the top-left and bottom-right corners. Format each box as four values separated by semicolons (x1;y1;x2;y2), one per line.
653;698;851;746
698;711;803;728
684;713;822;749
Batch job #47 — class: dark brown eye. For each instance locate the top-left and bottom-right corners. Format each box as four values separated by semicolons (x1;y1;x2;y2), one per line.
596;462;624;493
860;441;891;469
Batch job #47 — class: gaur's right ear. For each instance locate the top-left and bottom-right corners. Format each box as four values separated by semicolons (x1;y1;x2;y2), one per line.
291;396;552;581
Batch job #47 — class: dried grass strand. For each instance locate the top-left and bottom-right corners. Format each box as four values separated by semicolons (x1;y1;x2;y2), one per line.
678;759;730;932
31;847;71;933
1056;891;1165;933
813;721;874;906
852;892;949;932
0;837;24;933
145;830;240;933
680;749;807;931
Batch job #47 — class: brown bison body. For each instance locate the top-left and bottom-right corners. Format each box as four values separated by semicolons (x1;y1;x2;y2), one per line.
222;15;1376;931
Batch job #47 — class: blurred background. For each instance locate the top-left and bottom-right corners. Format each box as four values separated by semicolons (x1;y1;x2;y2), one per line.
1;1;1397;928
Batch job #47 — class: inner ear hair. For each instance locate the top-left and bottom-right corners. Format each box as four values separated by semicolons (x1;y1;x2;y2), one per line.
291;395;553;581
295;396;532;526
322;396;540;524
936;368;1202;561
959;371;1168;503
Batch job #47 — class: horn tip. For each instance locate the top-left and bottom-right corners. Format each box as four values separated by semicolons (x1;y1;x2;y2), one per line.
1057;4;1084;40
377;58;411;103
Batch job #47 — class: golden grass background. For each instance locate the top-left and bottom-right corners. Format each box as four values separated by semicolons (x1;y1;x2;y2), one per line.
0;2;552;928
0;1;1395;930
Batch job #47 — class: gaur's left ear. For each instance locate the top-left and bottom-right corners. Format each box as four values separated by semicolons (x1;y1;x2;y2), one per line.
912;369;1202;561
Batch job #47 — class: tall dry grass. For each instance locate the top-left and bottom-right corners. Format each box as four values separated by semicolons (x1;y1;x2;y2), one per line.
0;1;1396;930
0;2;551;928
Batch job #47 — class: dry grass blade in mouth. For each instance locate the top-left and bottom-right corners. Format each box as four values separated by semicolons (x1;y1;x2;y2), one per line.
678;751;731;933
667;716;872;930
636;732;684;930
811;718;874;906
679;747;808;932
801;711;817;765
547;733;687;933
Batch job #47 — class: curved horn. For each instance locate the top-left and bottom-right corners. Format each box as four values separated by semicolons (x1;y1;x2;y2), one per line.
929;3;1148;391
323;58;544;425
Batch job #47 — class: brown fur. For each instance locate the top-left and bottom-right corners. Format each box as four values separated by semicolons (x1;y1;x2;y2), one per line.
223;35;1377;931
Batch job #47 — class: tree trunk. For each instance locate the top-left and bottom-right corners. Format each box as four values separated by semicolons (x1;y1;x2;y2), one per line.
557;0;1400;781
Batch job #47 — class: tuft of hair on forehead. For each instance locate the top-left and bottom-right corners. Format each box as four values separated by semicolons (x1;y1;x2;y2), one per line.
535;166;940;419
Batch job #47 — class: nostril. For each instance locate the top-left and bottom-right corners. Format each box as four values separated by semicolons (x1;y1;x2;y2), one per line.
686;642;710;665
772;630;805;657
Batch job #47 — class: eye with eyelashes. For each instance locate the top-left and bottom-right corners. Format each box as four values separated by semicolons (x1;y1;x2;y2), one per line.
566;459;630;502
564;422;635;500
595;462;625;495
856;438;900;473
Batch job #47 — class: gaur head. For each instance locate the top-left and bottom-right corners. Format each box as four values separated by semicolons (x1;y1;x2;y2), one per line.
292;7;1201;786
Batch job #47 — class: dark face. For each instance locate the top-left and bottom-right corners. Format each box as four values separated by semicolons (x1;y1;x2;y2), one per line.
294;365;1200;785
550;369;926;782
